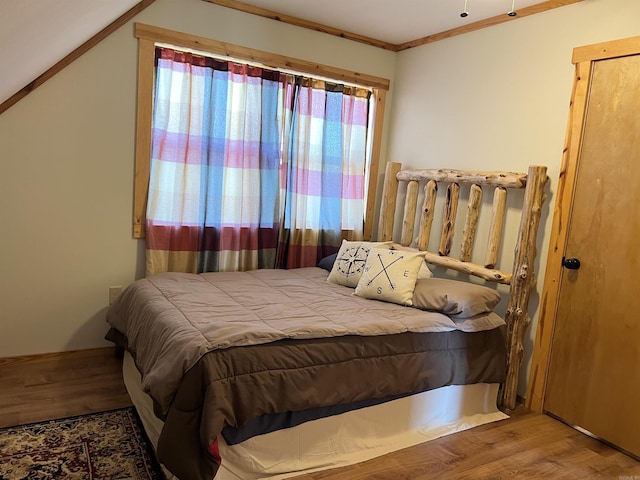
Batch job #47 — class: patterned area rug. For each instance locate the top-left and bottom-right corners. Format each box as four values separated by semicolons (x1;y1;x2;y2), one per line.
0;407;164;480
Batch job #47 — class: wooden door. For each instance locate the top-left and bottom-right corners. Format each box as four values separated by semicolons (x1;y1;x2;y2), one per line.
539;45;640;458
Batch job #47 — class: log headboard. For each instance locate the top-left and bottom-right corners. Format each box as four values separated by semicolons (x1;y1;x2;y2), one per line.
376;161;548;409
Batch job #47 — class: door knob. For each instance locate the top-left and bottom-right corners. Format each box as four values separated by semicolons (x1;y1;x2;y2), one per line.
562;257;581;270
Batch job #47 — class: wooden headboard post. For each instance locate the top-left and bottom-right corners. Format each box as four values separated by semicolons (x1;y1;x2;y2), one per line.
378;161;402;242
501;165;548;409
377;162;548;409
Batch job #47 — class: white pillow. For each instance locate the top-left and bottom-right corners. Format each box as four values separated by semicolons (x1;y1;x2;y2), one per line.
418;261;433;279
327;240;392;288
354;247;425;306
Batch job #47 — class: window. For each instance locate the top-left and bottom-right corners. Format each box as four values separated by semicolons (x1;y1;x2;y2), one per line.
133;24;389;274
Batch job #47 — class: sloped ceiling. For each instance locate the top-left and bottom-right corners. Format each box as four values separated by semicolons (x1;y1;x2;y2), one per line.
0;0;139;105
1;0;572;106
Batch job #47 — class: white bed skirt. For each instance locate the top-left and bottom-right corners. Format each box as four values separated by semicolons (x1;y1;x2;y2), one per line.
123;351;507;480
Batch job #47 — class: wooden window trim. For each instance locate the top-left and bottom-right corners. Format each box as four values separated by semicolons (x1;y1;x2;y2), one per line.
133;23;389;239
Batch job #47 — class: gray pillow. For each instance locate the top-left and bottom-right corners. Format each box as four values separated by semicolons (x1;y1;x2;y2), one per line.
412;278;501;318
317;253;338;272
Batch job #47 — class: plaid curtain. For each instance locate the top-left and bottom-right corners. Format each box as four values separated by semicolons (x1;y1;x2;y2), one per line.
276;79;370;268
146;47;370;275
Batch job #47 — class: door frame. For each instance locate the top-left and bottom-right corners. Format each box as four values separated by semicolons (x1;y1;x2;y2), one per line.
526;35;640;412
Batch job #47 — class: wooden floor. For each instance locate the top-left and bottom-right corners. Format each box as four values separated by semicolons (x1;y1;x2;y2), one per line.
0;347;132;428
1;347;638;479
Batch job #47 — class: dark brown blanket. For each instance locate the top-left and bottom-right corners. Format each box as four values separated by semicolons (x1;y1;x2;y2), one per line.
107;328;506;479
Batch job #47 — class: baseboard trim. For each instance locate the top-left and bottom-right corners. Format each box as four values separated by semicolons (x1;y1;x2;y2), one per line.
0;346;118;367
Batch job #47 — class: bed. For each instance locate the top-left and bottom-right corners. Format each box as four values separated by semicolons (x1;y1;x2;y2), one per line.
106;161;548;480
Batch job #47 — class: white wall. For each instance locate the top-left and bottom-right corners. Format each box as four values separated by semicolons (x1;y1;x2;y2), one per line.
387;0;640;395
0;0;396;357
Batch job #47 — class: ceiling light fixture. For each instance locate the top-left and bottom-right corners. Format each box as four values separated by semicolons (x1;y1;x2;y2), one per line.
460;0;518;18
460;0;469;17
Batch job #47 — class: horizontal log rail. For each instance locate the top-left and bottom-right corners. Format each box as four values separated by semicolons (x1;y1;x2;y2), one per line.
396;168;528;188
423;252;512;284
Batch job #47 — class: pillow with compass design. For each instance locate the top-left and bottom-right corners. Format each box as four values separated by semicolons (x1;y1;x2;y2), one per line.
327;240;392;288
354;247;425;306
